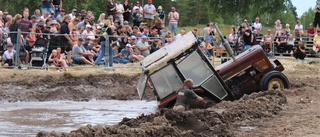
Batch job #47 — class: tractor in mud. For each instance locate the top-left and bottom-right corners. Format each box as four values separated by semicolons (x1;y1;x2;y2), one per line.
137;24;289;108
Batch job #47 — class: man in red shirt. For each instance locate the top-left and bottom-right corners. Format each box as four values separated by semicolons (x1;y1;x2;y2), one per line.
307;23;315;37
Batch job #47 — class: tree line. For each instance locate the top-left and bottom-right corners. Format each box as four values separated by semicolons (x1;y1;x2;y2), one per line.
0;0;305;27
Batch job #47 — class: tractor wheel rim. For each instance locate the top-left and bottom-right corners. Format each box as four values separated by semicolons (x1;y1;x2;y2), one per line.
268;78;285;90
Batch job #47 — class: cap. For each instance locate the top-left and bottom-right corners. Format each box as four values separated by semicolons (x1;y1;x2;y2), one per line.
158;6;162;10
123;20;129;24
131;36;136;40
99;22;104;27
60;9;65;12
78;38;83;41
86;24;91;28
84;16;89;19
85;37;91;40
126;44;132;48
97;26;102;29
29;38;36;42
31;15;37;19
76;13;81;16
72;9;77;12
50;20;59;25
50;11;55;15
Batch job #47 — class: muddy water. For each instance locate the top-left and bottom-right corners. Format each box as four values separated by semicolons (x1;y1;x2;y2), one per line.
0;100;157;137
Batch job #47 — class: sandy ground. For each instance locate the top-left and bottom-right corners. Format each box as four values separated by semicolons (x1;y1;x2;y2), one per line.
0;58;320;136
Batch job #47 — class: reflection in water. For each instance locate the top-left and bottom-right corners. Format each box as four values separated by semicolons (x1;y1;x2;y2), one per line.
0;100;157;137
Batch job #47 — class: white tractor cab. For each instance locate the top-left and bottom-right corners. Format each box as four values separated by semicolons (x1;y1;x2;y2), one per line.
137;24;289;108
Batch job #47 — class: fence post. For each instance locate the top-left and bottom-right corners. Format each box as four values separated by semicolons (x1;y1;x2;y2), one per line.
162;35;165;47
104;35;110;69
15;31;21;68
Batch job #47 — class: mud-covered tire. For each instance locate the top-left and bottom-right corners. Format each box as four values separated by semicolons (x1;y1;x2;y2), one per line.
260;70;289;91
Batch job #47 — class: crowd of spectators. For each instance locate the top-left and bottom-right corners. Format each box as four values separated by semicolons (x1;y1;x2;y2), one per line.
0;0;182;69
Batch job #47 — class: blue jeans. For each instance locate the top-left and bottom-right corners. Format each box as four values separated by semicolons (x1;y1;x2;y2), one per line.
42;8;53;15
113;58;128;64
243;45;251;52
94;41;113;67
169;23;177;34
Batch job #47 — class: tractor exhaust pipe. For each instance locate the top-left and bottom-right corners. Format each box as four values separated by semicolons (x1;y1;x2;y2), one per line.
214;23;236;62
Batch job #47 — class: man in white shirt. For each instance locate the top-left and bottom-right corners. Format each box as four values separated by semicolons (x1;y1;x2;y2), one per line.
116;0;124;25
253;17;262;30
69;9;77;20
136;36;151;57
143;0;156;31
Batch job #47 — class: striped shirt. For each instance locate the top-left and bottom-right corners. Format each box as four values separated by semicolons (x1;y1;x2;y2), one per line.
168;11;179;24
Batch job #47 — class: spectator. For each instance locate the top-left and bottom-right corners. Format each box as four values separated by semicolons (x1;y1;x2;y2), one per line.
157;6;165;28
136;35;151;57
284;23;291;36
242;25;253;52
132;1;143;15
56;9;65;23
97;13;106;24
153;13;162;33
34;9;42;23
20;11;32;39
123;0;131;23
41;11;50;21
68;17;80;31
313;28;320;54
69;9;77;20
274;19;282;37
293;41;306;60
115;0;124;25
259;38;266;52
175;29;186;40
9;14;22;50
41;0;53;15
143;0;156;31
253;17;262;30
314;2;320;28
60;15;72;64
200;39;213;57
82;24;95;40
132;7;142;27
265;29;274;53
307;23;315;37
77;16;89;30
24;37;35;63
94;20;113;66
72;38;95;66
1;43;17;67
0;11;4;28
255;28;264;44
30;15;37;28
91;39;101;58
150;39;162;53
49;20;59;33
203;23;209;43
107;0;117;19
168;7;179;36
80;10;87;21
241;19;249;28
115;43;132;64
207;22;216;45
228;27;237;47
287;34;295;54
48;49;68;71
52;0;62;17
275;32;287;53
294;20;304;38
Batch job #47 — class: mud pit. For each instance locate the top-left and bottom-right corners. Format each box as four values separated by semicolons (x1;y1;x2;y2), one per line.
0;59;320;136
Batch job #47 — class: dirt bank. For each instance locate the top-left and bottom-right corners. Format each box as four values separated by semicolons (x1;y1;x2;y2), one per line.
0;72;154;102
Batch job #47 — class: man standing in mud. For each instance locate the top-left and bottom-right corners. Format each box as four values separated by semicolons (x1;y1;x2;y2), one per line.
173;79;206;111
